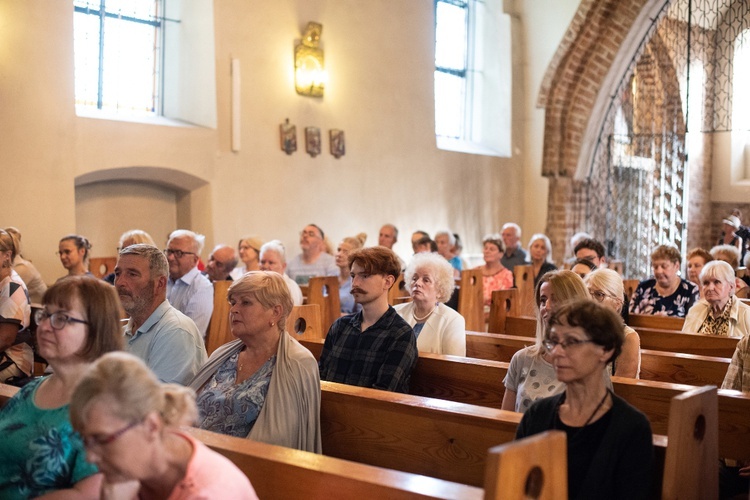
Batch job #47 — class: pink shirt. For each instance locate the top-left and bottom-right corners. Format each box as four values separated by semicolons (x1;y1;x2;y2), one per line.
166;432;258;500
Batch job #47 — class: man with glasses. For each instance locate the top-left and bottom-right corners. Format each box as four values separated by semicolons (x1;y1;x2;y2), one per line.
204;244;239;282
165;229;214;338
286;224;338;285
116;244;207;384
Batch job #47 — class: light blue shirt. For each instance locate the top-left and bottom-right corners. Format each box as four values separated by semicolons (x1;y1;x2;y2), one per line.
124;299;208;385
286;252;339;285
167;266;214;337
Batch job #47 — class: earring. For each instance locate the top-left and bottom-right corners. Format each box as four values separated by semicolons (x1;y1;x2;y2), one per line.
270;322;275;327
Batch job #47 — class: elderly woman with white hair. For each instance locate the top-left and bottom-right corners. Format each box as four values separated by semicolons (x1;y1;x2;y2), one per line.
527;233;557;287
682;260;750;337
258;240;303;305
394;252;466;356
585;269;641;378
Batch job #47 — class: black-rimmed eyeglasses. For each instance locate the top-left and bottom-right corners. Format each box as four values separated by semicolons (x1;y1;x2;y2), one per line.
34;310;90;330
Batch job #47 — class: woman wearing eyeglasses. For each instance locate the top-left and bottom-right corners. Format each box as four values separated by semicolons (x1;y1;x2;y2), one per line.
0;275;123;499
516;299;653;500
584;269;641;378
70;352;258;499
501;270;592;413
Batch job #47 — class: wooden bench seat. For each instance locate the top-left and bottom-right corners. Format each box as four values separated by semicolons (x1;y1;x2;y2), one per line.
299;339;748;462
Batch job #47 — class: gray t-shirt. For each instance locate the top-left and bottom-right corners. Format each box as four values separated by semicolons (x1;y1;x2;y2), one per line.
503;346;563;413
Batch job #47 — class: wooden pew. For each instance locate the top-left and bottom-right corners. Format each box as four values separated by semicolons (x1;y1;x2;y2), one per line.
286;304;324;341
628;313;684;331
484;431;567;500
457;268;484;332
464;332;730;387
388;273;410;306
184;428;483;500
623;279;640;302
504;315;536;337
636;328;738;358
487;289;519;334
205;280;232;355
306;276;341;333
661;385;718;500
89;256;117;279
298;339;748;462
512;264;536;316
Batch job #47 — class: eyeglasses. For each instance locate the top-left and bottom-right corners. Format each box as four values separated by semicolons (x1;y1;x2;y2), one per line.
543;338;594;352
589;290;610;302
34;310;90;330
82;420;141;449
164;249;196;259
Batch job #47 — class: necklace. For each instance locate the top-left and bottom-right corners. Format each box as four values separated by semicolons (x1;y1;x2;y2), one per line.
557;389;610;428
412;304;437;322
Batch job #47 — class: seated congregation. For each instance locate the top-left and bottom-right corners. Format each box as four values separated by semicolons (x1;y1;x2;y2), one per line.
0;216;749;499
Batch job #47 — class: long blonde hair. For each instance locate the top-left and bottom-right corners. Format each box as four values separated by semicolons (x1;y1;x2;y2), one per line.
529;269;590;357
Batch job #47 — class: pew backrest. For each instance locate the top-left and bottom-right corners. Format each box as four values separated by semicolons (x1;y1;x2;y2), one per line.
662;385;718;500
512;265;537;316
388;273;410;306
636;328;738;358
487;289;520;334
184;427;483;500
286;304;324;341
205;280;232;356
628;313;684;331
307;276;341;333
89;256;117;279
457;268;484;331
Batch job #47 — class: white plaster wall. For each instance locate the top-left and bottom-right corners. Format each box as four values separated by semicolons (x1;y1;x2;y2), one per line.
0;0;558;284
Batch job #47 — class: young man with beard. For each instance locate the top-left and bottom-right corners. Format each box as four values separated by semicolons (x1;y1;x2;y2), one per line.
115;244;207;384
318;246;417;393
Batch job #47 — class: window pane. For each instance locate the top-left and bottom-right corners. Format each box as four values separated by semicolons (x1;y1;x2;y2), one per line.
101;17;159;113
435;2;467;71
435;70;466;138
73;12;101;108
74;0;102;9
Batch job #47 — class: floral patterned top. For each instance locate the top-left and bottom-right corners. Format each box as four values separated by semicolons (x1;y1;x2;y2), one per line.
629;278;699;317
0;377;98;499
195;350;276;437
478;266;514;306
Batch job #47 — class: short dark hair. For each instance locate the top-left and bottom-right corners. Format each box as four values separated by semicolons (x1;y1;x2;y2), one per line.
43;276;124;361
548;299;624;363
348;247;401;285
574;238;605;259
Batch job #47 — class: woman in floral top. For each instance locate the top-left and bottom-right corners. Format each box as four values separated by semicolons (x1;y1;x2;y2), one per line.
629;245;699;317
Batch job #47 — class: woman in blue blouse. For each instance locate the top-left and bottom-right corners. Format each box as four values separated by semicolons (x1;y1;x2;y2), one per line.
0;276;123;499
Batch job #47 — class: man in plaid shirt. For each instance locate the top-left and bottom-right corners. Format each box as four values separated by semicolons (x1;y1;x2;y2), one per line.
319;246;417;393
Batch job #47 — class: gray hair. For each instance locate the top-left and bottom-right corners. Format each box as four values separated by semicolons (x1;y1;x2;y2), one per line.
434;229;456;247
699;260;736;287
260;240;287;264
528;233;553;264
119;244;168;279
404;252;456;303
168;229;205;255
502;222;522;238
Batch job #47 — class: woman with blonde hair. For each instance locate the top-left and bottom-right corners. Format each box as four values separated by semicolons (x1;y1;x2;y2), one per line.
189;271;321;452
70;352;257;499
585;269;641;378
501;270;591;413
230;235;264;280
335;233;367;314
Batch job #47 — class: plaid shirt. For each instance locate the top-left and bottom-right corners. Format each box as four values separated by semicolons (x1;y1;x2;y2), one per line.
722;334;750;392
319;306;418;393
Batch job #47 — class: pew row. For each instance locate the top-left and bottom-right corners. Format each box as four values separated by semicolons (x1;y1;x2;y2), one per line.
493;313;739;358
298;339;748;461
465;331;731;387
0;382;570;499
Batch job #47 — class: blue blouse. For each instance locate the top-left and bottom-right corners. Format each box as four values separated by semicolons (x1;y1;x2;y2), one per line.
195;351;276;437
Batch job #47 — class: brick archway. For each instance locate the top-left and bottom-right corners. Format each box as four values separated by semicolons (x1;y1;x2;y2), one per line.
538;0;669;261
